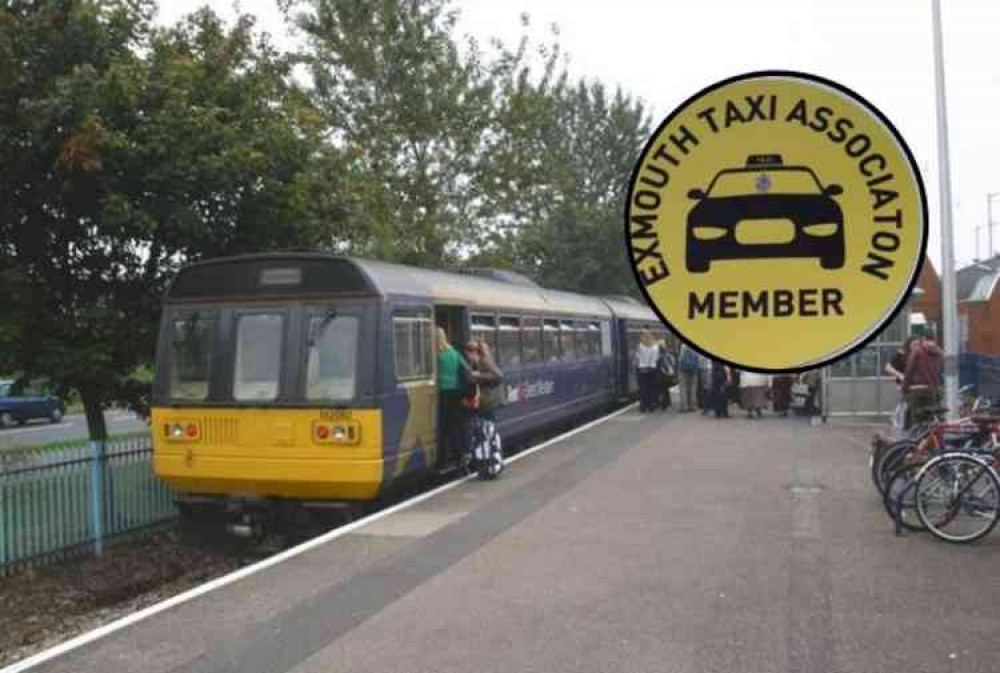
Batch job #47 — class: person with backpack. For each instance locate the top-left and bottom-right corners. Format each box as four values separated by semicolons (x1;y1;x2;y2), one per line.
677;343;699;412
655;340;676;411
460;339;505;479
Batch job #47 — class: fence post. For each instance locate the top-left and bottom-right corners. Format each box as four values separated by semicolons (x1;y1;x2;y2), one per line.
89;439;106;555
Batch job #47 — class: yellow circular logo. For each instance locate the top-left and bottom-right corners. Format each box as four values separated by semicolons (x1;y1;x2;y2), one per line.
626;71;928;372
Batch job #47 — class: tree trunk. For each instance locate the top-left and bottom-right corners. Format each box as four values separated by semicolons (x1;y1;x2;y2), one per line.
82;390;108;441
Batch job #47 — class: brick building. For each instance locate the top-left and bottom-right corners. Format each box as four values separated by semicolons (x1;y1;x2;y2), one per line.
912;255;1000;356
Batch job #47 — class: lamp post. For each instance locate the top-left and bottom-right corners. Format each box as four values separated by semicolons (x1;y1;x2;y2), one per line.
987;192;1000;259
932;0;959;419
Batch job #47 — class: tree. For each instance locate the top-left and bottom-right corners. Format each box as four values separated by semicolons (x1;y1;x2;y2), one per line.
0;1;328;439
287;0;509;267
474;21;652;296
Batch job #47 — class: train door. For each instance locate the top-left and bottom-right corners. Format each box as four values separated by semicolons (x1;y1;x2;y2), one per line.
435;305;468;349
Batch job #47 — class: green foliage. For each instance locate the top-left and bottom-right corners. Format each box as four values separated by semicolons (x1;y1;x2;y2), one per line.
0;0;656;442
288;0;512;267
474;22;653;296
0;1;327;438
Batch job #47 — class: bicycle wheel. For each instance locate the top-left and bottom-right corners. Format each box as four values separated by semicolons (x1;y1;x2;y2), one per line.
883;463;926;531
876;442;917;496
915;454;1000;544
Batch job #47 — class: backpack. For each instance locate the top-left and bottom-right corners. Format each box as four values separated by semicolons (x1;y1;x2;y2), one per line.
657;348;676;385
680;346;699;373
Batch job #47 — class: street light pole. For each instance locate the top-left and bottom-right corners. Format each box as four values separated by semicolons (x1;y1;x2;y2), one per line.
932;0;959;419
987;192;1000;259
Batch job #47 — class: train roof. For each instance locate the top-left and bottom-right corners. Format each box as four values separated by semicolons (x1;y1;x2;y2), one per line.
599;295;661;322
167;252;627;318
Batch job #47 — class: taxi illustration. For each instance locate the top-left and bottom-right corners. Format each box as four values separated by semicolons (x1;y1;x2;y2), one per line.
685;155;844;273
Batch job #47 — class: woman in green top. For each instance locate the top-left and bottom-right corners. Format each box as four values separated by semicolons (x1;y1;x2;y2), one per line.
437;327;468;470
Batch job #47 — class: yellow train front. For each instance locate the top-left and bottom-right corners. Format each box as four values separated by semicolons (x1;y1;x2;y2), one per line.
152;253;668;537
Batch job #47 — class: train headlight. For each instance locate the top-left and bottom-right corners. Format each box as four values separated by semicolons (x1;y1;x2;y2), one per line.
313;420;361;445
165;421;200;441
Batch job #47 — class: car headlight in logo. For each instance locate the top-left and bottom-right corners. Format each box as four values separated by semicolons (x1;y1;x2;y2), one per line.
802;223;839;237
692;226;728;240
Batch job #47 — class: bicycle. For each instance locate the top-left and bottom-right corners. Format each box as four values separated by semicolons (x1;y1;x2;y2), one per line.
913;432;1000;543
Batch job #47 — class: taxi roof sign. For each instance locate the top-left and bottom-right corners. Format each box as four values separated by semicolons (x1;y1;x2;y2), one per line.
746;154;783;167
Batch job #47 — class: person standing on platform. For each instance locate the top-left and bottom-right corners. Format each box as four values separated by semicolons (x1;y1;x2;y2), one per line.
885;337;916;431
711;359;731;418
740;370;769;419
903;330;943;428
677;343;699;413
436;327;468;470
636;330;660;413
771;374;793;417
656;340;676;411
699;353;714;415
461;339;505;478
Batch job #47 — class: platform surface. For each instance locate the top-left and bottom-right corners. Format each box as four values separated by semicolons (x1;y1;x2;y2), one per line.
19;408;1000;673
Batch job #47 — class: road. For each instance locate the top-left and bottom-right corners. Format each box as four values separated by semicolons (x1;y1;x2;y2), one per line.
0;411;149;450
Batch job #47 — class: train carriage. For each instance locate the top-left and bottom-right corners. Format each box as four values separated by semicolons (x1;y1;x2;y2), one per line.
151;252;664;534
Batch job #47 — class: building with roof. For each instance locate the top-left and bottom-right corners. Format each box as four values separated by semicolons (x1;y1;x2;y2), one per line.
913;254;1000;355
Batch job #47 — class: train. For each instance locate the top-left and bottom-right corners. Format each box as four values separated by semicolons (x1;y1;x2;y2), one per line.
150;252;673;537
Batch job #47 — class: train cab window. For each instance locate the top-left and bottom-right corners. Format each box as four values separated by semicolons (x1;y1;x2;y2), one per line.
497;316;521;367
393;308;434;382
522;316;542;364
168;312;215;401
543;319;561;361
234;313;284;401
470;314;497;355
306;313;360;400
559;321;576;361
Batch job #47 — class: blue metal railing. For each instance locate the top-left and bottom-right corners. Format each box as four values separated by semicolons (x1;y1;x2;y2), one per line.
0;434;177;575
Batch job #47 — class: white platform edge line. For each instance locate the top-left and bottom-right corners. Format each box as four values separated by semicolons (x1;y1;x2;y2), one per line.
1;402;637;673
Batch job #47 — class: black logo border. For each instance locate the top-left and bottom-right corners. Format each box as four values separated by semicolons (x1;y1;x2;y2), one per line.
624;69;930;375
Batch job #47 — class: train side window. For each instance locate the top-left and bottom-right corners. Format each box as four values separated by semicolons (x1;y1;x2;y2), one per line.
559;321;576;361
234;313;284;401
599;320;612;356
628;328;642;361
543;319;561;361
169;311;215;401
522;316;542;363
498;316;521;367
470;314;497;355
306;313;360;400
393;308;434;383
588;321;601;358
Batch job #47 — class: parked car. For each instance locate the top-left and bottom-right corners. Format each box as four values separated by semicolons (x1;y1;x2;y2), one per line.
0;379;66;428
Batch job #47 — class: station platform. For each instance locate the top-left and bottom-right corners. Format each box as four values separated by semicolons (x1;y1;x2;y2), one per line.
12;406;1000;673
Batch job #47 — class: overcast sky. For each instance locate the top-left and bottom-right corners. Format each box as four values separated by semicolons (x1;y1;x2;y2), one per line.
156;0;1000;275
